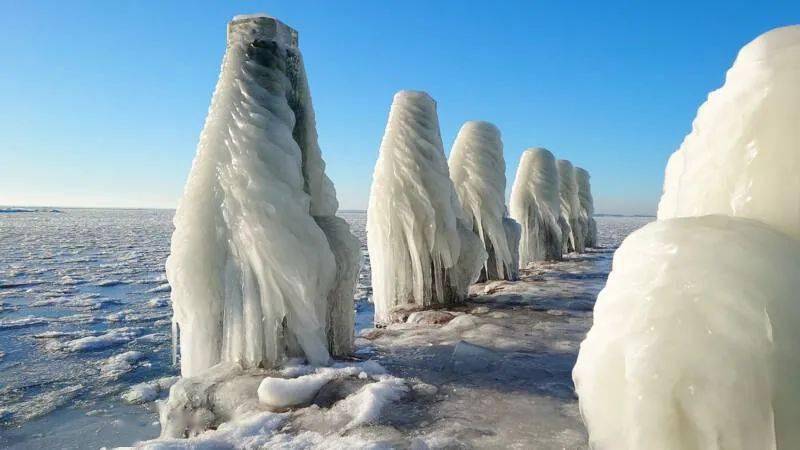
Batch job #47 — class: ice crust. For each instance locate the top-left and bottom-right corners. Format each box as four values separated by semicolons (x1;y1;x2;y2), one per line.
166;15;359;376
575;167;597;248
367;91;486;324
448;121;520;281
659;25;800;241
509;148;563;265
575;26;800;450
557;160;584;253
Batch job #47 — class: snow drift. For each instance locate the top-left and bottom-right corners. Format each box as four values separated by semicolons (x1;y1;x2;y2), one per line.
509;148;563;265
575;167;597;248
448;121;520;281
557;160;583;253
166;15;360;377
367;91;486;324
575;25;800;450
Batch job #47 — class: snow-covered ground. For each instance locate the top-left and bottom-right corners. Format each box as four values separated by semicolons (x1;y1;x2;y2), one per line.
0;209;649;448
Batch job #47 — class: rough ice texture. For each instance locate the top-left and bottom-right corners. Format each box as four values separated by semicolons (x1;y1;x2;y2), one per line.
575;167;597;248
166;15;359;377
574;216;800;449
367;91;486;324
448;121;519;281
557;160;584;253
658;25;800;241
509;148;563;265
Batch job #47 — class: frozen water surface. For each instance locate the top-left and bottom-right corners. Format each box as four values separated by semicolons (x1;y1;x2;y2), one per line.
0;209;648;448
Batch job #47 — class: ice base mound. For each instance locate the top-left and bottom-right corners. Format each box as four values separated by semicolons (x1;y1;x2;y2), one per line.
574;215;800;449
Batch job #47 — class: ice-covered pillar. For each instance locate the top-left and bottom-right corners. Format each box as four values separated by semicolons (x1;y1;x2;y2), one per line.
575;167;597;248
448;121;520;281
166;15;360;377
574;25;800;449
557;159;584;253
510;148;563;265
367;91;486;324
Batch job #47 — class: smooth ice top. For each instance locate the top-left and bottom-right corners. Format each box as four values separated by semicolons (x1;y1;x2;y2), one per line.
228;14;298;47
658;25;800;240
575;168;593;216
448;121;515;279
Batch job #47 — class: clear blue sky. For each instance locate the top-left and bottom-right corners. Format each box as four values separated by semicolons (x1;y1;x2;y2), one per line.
2;1;798;214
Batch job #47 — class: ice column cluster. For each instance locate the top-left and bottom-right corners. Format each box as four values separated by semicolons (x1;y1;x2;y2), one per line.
448;121;520;281
557;159;584;253
368;91;486;324
509;148;563;265
574;25;800;449
166;15;360;377
575;167;597;248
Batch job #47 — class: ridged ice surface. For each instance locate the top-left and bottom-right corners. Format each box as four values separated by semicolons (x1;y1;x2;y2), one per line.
367;91;485;324
575;167;597;248
574;216;800;449
449;121;519;281
658;25;800;240
557;160;584;253
510;148;563;264
167;16;358;377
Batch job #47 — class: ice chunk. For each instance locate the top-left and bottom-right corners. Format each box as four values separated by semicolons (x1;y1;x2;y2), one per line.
557;160;584;253
575;167;597;248
658;26;800;241
257;373;332;408
367;91;486;324
574;216;800;449
100;350;144;380
449;121;519;281
510;148;563;264
166;15;359;376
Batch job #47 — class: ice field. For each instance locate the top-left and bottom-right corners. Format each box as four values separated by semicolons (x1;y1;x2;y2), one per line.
0;209;648;449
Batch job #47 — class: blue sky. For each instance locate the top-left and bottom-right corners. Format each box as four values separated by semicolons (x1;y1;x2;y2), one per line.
1;1;798;214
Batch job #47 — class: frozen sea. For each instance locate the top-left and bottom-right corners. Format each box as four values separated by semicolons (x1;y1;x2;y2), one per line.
0;209;649;449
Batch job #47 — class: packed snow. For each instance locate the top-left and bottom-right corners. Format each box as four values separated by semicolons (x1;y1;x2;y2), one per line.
166;15;359;376
510;148;563;264
448;121;520;281
367;91;485;324
575;25;800;450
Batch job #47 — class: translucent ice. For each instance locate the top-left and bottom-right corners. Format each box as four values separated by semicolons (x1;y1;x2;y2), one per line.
509;148;563;264
166;15;359;376
367;91;486;324
449;121;520;281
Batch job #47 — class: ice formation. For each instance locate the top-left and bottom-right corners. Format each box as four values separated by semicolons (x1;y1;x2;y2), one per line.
575;26;800;450
557;160;584;253
574;167;597;248
448;121;520;281
166;15;360;377
658;25;800;241
367;91;486;324
509;148;563;265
